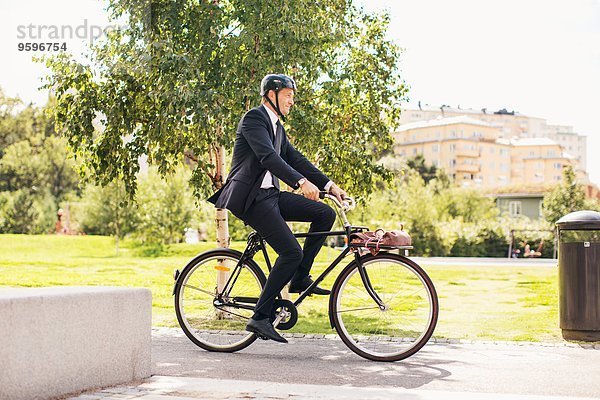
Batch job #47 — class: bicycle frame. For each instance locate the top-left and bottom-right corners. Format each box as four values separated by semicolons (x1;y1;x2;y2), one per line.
219;194;388;312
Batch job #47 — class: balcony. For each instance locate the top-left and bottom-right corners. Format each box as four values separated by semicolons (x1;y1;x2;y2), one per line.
456;149;480;158
455;163;480;173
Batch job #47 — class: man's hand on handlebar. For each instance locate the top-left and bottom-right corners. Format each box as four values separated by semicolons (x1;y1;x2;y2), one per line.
300;179;320;201
329;183;347;204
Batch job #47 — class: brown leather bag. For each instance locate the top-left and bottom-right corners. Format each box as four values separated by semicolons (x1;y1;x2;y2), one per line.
349;226;411;255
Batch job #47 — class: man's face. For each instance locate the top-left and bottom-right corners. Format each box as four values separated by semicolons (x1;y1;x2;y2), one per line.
268;88;295;116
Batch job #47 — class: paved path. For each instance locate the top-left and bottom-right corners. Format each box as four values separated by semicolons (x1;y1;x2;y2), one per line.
70;328;600;399
412;256;557;268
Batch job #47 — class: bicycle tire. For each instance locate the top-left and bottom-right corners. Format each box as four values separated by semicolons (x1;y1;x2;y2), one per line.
174;248;266;352
330;253;438;362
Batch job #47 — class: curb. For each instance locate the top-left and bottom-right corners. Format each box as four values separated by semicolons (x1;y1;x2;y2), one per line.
151;327;600;350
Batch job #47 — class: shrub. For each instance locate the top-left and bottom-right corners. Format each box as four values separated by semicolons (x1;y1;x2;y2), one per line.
133;168;195;249
0;189;55;234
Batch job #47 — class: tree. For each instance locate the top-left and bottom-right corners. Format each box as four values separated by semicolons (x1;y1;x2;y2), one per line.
406;154;438;184
0;89;30;157
0;92;80;233
134;167;195;249
41;0;407;249
79;181;138;254
0;190;39;234
542;166;586;224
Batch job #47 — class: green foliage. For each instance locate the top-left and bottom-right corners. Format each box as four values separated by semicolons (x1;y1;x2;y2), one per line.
435;187;499;224
0;92;80;234
79;181;138;237
448;223;507;257
0;89;33;156
134;168;196;250
0;190;38;234
41;0;407;201
542;166;587;224
354;171;526;257
406;154;438;184
0;190;55;234
228;214;253;242
79;167;201;252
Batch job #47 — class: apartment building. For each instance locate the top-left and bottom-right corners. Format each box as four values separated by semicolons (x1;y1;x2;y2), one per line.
393;116;576;188
399;105;587;176
507;137;568;185
393;116;512;188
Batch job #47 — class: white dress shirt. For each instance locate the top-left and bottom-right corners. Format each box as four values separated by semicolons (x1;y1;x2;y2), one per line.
260;105;333;192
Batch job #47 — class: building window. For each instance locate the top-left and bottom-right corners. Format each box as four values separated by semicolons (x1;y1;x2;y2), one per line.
509;201;522;216
432;144;439;152
554;163;562;169
449;144;456;152
450;159;456;167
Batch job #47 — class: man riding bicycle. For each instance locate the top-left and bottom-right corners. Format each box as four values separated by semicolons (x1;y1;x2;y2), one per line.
208;74;347;343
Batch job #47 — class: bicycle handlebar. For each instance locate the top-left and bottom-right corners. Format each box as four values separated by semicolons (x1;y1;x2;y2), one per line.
319;192;355;227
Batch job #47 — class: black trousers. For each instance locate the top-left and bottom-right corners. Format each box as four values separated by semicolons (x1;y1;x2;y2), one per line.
241;188;336;319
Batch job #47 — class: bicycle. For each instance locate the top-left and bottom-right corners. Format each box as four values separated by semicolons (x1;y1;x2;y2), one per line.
173;193;439;362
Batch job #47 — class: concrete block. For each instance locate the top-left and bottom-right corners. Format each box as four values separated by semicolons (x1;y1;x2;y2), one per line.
0;286;152;400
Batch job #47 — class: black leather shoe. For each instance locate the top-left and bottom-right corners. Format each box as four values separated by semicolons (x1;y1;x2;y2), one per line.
246;318;288;343
289;276;331;295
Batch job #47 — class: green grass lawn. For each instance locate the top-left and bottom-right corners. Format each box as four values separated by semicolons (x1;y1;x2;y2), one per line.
0;234;561;342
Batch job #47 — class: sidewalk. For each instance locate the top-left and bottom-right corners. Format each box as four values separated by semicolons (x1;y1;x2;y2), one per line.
69;376;600;400
68;328;600;400
412;256;557;268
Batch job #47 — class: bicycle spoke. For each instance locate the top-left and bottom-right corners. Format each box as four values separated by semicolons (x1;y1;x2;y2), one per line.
175;252;264;352
183;283;216;297
332;255;438;361
336;306;380;313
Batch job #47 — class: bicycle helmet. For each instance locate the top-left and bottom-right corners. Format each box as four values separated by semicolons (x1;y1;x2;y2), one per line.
260;74;296;121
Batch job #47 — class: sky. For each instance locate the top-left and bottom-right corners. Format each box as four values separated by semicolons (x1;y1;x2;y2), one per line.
2;0;599;184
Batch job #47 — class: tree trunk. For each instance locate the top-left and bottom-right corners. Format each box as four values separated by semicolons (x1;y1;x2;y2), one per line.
115;182;120;256
214;144;231;319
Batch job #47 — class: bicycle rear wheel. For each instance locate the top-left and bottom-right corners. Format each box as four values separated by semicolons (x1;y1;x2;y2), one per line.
330;253;438;362
174;249;266;352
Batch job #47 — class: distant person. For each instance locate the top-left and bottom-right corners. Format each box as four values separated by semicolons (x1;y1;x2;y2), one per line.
524;242;542;258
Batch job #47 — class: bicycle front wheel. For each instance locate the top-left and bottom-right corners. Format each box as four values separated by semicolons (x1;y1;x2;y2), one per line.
330;253;438;362
174;249;266;352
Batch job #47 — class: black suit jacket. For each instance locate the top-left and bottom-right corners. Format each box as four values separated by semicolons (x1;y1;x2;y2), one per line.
208;105;330;217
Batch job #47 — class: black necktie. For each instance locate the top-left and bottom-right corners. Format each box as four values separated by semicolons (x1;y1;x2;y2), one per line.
272;121;283;189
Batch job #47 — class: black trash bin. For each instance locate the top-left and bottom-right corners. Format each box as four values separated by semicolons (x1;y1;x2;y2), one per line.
556;210;600;341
